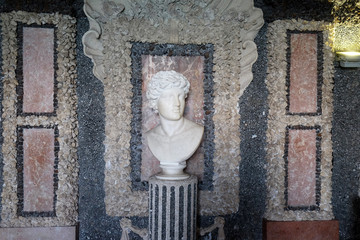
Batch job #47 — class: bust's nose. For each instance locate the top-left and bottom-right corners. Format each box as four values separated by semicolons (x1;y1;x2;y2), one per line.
173;95;180;106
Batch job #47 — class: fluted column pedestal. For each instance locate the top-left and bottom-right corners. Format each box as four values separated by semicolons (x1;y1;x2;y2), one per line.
149;175;197;240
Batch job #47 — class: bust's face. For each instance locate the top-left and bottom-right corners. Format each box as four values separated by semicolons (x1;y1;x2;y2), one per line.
157;87;185;121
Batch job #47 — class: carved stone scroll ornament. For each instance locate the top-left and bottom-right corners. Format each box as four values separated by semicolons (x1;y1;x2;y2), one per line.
83;0;264;217
82;0;263;96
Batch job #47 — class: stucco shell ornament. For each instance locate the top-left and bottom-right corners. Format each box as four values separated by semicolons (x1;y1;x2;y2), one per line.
83;0;263;94
83;0;264;217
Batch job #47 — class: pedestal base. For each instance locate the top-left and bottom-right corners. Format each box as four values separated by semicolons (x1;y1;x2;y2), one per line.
155;172;189;180
156;161;189;180
149;175;197;240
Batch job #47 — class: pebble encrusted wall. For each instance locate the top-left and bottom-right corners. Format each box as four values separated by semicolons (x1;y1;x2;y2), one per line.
76;9;268;239
0;11;78;227
265;19;334;221
96;2;263;217
332;65;360;239
1;0;360;239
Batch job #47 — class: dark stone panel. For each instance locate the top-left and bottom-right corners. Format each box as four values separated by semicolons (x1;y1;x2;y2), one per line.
154;185;159;240
332;64;360;240
179;186;184;240
162;186;166;240
1;0;77;16
187;184;191;240
170;186;175;238
0;0;4;14
254;0;333;23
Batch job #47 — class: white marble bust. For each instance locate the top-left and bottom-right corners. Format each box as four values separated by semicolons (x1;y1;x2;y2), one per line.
145;70;204;180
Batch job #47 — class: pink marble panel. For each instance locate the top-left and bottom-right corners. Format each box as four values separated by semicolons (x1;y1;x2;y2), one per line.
141;55;205;180
23;27;54;113
289;33;318;113
287;129;317;206
0;227;76;240
23;128;55;212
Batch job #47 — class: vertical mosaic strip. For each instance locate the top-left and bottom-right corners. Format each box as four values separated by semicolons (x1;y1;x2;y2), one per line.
266;20;334;221
17;126;59;217
16;24;58;116
286;31;323;115
284;126;321;210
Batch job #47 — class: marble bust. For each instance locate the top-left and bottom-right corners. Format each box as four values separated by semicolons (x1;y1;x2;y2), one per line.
145;70;204;180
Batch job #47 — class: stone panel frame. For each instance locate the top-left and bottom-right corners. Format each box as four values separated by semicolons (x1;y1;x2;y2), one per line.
0;11;78;227
15;23;58;117
284;125;321;211
285;30;324;116
129;42;215;191
82;0;264;216
265;19;334;221
16;125;59;218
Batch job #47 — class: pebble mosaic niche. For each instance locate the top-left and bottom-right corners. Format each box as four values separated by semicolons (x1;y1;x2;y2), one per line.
265;19;334;221
82;0;264;217
130;42;215;191
0;11;78;227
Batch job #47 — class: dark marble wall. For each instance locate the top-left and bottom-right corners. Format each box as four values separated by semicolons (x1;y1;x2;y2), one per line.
1;0;360;239
229;23;268;239
0;1;4;224
76;15;120;239
255;0;332;22
332;64;360;240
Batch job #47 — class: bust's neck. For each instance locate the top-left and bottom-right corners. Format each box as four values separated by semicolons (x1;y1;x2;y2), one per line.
159;116;185;137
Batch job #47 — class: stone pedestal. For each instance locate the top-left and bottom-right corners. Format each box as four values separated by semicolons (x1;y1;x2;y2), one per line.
149;175;197;240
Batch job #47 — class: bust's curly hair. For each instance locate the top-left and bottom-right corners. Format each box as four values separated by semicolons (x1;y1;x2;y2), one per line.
146;70;190;113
